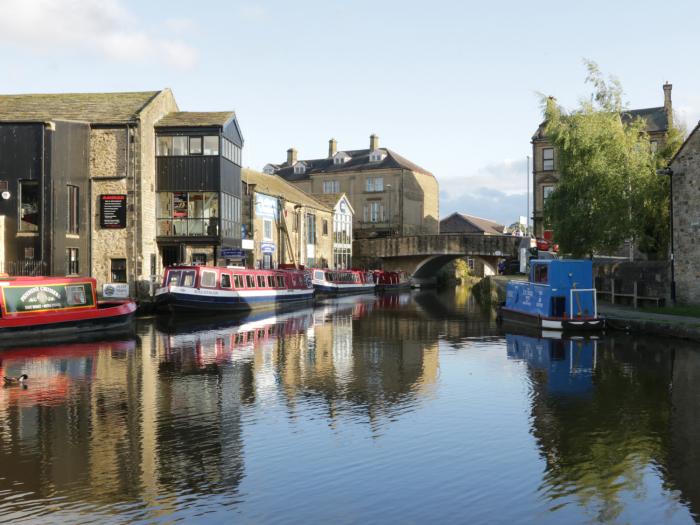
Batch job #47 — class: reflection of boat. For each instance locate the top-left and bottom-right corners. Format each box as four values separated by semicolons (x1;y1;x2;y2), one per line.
498;260;603;331
311;268;375;295
154;265;314;313
506;332;597;395
0;276;135;343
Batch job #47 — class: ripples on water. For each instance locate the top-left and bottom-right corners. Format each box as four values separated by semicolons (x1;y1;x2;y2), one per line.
1;289;699;524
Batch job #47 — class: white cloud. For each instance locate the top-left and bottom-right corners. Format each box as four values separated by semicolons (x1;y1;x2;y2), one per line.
439;158;532;225
0;0;197;70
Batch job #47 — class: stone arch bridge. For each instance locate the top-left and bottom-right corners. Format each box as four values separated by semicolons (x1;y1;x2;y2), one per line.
353;234;521;285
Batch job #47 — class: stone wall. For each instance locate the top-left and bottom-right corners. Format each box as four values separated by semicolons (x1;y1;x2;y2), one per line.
670;126;700;304
593;260;670;305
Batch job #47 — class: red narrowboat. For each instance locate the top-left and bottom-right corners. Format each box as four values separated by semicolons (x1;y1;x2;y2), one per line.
0;275;136;342
373;270;411;291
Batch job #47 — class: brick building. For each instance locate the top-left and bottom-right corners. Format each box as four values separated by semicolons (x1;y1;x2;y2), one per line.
668;121;700;304
531;83;673;237
264;134;438;239
241;169;336;269
0;90;243;297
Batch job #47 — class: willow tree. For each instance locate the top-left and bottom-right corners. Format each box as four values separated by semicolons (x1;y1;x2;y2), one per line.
542;61;681;258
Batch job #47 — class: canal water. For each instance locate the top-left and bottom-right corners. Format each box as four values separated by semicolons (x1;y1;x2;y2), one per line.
1;288;700;524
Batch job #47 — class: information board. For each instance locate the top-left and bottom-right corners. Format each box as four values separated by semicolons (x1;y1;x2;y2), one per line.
100;194;127;228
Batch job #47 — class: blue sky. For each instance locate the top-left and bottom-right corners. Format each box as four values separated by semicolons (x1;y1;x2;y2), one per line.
1;0;698;226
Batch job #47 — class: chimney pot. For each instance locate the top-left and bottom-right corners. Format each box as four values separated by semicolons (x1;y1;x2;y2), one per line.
328;138;337;158
370;133;379;151
287;147;297;165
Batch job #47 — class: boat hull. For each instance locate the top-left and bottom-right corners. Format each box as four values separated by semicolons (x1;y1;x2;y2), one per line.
313;282;376;295
154;286;314;313
0;301;136;344
498;305;604;332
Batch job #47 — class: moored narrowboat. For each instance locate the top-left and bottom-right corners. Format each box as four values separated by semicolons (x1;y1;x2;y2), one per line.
374;270;411;291
154;265;313;313
311;268;375;295
0;276;136;342
497;259;604;331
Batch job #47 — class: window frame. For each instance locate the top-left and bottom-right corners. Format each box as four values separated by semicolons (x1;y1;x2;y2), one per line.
19;180;40;232
110;258;127;283
542;148;554;171
67;184;79;234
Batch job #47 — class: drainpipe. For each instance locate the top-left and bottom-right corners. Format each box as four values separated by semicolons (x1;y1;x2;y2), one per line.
658;167;676;304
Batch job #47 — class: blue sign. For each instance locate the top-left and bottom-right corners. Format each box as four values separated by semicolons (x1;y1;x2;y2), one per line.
221;248;245;258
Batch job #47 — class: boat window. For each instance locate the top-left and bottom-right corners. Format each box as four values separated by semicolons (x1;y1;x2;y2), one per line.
314;270;324;280
167;271;181;286
534;265;548;284
221;274;232;288
257;276;266;288
267;276;275;288
234;275;244;288
246;275;255;288
181;270;196;287
201;270;217;288
276;275;285;288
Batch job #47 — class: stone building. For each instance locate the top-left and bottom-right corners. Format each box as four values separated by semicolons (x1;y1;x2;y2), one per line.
0;90;243;297
263;134;438;239
241;169;335;269
531;83;674;237
669;121;700;304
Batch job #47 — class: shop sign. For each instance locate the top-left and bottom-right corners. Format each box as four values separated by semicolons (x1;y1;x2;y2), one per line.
100;194;127;228
103;283;130;298
255;194;278;219
261;242;276;254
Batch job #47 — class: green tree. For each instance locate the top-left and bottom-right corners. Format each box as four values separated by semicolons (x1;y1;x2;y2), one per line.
542;61;682;258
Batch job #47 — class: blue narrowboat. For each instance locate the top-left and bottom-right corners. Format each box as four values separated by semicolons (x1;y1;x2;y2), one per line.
498;259;604;331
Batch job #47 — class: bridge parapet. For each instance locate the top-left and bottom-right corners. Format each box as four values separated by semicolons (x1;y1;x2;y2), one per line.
354;234;521;259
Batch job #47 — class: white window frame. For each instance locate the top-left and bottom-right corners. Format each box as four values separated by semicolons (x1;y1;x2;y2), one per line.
366;177;384;192
263;218;273;241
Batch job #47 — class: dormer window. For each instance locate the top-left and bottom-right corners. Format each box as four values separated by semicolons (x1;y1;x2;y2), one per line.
263;164;276;175
294;162;306;175
369;149;386;163
333;152;350;165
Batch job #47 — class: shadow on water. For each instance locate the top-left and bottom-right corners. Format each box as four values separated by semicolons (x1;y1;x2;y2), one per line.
1;288;700;523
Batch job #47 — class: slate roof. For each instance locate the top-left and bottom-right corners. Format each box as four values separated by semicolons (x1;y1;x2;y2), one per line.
309;193;355;214
271;148;434;181
242;169;331;212
0;90;163;124
156;111;236;128
440;213;505;235
533;106;670;140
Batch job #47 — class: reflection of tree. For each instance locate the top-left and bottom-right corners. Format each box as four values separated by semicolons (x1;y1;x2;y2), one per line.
526;337;673;522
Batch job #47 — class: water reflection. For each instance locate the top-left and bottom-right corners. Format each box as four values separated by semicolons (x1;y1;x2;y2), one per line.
2;291;700;523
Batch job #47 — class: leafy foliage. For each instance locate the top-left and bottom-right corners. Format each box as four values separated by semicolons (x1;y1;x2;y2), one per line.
542;61;682;258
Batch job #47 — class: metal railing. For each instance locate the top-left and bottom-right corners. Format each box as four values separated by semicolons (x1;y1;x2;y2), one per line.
0;260;47;276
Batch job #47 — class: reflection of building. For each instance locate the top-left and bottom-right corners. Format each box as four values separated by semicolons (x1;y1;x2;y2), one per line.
242;168;334;268
155;112;244;267
264;135;439;238
531;83;673;237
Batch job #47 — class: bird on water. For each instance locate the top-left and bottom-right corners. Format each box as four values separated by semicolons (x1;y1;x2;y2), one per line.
3;374;28;385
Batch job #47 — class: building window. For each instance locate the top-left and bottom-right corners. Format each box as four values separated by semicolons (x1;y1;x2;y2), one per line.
66;185;80;234
650;140;658;153
294;163;306;175
467;257;475;270
369;150;384;162
263;219;273;241
172;136;188;156
189;136;202;155
542;148;554;171
323;219;328;235
192;253;207;265
157;192;219;237
293;211;300;232
365;177;384;192
306;213;316;244
66;248;79;275
19;180;40;232
543;185;555;203
111;259;127;282
364;201;384;223
323;180;340;193
203;136;219;155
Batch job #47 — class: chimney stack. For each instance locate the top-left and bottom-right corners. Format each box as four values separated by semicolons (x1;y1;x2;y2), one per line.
287;147;297;165
370;133;379;151
663;82;673;128
328;138;337;158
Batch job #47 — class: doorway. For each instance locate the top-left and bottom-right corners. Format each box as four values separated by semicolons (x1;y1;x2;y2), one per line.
161;245;180;267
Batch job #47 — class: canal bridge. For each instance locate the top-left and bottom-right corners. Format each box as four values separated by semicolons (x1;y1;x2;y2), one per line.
353;234;521;285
